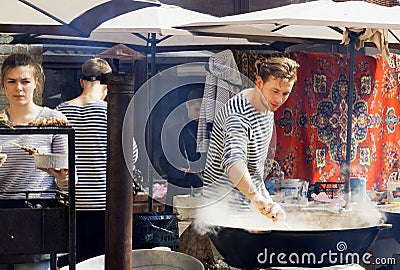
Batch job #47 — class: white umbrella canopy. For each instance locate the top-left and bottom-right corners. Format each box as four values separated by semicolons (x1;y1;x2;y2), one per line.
13;3;298;50
207;0;400;29
0;0;159;37
90;4;302;45
93;3;216;36
181;0;400;47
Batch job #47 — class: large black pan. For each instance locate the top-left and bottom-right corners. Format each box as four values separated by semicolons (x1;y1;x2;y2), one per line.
209;224;391;269
380;209;400;245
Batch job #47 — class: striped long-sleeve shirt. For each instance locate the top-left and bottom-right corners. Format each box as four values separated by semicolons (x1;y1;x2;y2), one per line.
57;101;138;211
202;89;274;212
0;107;68;198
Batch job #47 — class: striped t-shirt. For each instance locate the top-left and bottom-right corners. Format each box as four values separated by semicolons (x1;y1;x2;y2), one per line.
0;107;68;198
57;101;107;211
57;100;138;211
202;89;275;212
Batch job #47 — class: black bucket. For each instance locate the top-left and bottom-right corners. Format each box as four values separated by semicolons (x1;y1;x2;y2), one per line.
133;212;179;251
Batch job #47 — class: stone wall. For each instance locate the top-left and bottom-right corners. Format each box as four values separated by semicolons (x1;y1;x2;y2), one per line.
0;44;43;111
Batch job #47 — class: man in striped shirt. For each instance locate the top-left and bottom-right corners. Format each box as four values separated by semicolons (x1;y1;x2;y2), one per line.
56;58;138;268
202;57;299;221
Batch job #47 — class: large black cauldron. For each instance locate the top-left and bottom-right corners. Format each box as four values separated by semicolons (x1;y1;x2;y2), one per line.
380;209;400;245
209;224;391;269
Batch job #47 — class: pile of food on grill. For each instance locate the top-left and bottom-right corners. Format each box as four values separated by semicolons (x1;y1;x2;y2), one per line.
0;113;69;128
27;117;69;127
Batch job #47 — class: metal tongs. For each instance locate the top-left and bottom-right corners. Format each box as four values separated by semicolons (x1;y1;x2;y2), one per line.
11;142;23;148
11;142;25;154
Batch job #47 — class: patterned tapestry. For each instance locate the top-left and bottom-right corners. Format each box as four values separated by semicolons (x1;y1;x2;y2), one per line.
233;51;400;190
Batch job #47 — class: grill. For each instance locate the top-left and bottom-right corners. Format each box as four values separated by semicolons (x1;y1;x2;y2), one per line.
0;191;69;258
0;126;76;269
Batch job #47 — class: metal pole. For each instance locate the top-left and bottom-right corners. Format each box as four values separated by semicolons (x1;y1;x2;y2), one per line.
344;36;355;209
147;33;157;212
150;33;157;77
67;129;76;270
105;74;135;270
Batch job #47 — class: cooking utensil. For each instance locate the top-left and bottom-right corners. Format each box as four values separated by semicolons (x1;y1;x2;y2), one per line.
11;142;42;155
11;142;23;148
209;223;391;269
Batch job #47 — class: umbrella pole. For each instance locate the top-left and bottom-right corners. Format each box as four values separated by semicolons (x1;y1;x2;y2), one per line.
344;33;357;209
147;33;157;212
150;33;157;77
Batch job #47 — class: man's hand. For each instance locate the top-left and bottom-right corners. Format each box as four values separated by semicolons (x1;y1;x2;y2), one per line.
226;162;286;222
250;193;285;222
